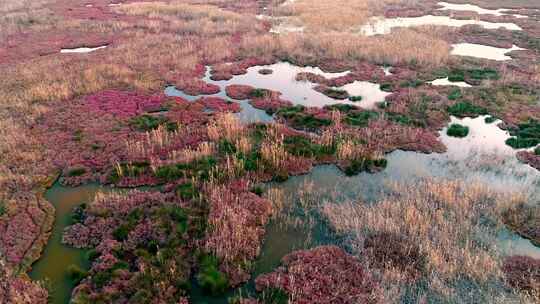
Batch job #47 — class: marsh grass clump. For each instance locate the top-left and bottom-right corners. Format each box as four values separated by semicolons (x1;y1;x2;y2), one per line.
344;111;379;127
502;204;539;246
447;101;488;117
447;123;470;138
448;68;499;83
323;87;349;100
283;135;335;159
276;106;332;131
348;95;363;102
68;264;88;284
363;232;426;280
129;114;177;132
447;88;462;101
196;254;229;296
505;120;540;149
502;256;540;295
485;116;497;124
155;157;217;182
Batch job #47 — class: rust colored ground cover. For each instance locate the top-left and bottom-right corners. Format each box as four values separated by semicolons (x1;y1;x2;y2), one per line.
255;246;382;304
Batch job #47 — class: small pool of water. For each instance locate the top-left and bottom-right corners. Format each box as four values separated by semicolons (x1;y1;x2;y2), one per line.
166;62;389;116
359;15;522;36
451;43;525;60
437;2;528;18
30;183;104;304
429;77;472;87
60;45;108;54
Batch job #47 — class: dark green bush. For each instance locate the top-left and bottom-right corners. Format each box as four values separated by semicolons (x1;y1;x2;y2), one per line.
85;249;100;263
0;201;5;216
380;83;393;92
323;88;349;99
283;136;334;158
113;224;131;241
250;185;264;196
68;264;88;284
348;95;363;102
176;182;198;200
505;120;540;149
325;104;357;113
130;114;176;132
447;102;487;117
197;254;228;295
447;88;462;100
218;139;237;154
259;288;289;304
344;158;387;176
344;111;379;127
447;124;469;138
68;167;87;177
484;116;497;124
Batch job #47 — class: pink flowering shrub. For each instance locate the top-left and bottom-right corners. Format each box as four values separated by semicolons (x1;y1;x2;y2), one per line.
173;78;221;96
255;246;382;304
226;84;256;100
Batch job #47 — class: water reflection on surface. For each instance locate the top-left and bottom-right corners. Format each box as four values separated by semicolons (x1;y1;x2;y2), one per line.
451;43;525;60
165;62;390;117
360;15;522;36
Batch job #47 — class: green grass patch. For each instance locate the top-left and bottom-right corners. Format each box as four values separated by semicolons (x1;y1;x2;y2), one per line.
447;101;488;117
344;111;379;127
505;120;540;149
68;264;88;284
344;158;387;176
155;157;217;182
484;116;497;124
447;124;469;138
197;254;229;295
323;88;349;99
380;83;393;92
274;105;326;129
348;95;363;102
283;136;335;158
447;88;462;101
176;182;198;200
129;114;177;132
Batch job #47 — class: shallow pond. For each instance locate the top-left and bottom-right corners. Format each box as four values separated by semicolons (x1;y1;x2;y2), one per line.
437;2;528;18
60;46;108;53
451;43;525;60
360;15;522;36
429;77;472;87
165;62;389;119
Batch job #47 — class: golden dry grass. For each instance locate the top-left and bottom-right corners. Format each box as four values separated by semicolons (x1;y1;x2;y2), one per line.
273;0;418;31
322;179;535;303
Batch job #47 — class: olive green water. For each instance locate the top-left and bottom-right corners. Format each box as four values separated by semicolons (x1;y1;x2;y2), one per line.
29;183;103;304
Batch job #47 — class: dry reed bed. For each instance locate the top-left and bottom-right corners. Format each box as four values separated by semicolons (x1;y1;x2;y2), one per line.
321;179;538;303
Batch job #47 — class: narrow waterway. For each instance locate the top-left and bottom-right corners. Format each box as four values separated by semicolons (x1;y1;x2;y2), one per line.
30;183;103;304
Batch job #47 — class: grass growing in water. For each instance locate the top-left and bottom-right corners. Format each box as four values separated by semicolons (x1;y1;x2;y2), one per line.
447;124;469;138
